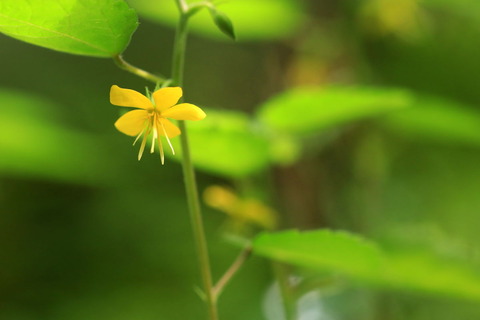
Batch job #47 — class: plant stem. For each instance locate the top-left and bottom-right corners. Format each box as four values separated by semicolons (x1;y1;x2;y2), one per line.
273;262;296;320
171;5;218;320
171;15;188;86
213;246;252;298
174;0;188;13
113;55;165;83
178;121;217;320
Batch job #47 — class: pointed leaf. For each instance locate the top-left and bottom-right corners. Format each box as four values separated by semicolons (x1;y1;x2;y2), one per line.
209;9;236;40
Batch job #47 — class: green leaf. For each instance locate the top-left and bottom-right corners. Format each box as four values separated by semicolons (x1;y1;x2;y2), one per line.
170;109;271;177
253;230;480;300
382;96;480;147
128;0;303;41
257;86;413;135
0;88;110;183
0;0;138;57
209;9;236;40
254;230;383;278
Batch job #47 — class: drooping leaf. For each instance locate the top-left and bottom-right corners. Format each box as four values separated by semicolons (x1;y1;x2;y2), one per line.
253;230;480;300
209;9;236;40
0;0;138;57
128;0;303;41
257;86;413;135
170;109;271;177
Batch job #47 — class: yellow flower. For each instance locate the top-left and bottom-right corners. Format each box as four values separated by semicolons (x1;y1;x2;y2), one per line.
110;85;206;163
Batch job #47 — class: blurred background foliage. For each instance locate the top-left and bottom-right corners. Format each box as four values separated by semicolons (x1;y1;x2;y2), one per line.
1;0;480;319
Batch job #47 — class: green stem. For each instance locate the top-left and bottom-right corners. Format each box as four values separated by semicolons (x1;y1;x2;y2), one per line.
113;55;165;83
171;5;218;320
213;246;252;298
171;14;188;86
273;262;296;320
174;0;188;12
178;121;218;320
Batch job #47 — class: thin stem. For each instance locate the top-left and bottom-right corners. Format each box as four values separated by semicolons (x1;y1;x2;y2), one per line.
171;6;218;320
171;15;188;86
213;246;252;298
273;262;296;320
174;0;188;13
113;55;165;83
186;1;215;16
178;122;218;320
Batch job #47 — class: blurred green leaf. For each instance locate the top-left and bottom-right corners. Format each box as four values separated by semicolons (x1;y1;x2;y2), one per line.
257;86;413;135
209;8;236;40
0;0;138;57
170;109;271;177
253;230;480;300
254;230;383;278
0;89;108;183
382;97;480;147
128;0;303;41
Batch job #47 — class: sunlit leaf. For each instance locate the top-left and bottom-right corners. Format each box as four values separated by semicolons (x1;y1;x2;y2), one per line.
253;230;480;300
128;0;303;41
382;97;480;147
0;0;138;57
257;86;413;135
170;109;271;177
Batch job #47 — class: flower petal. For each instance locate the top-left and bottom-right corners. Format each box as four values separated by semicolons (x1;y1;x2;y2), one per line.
114;109;149;136
110;85;153;109
152;87;183;110
161;103;206;120
158;118;181;138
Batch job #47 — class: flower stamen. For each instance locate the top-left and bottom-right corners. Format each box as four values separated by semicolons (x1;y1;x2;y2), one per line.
160;120;176;155
150;125;156;154
152;113;164;164
150;130;156;154
138;126;150;161
133;121;148;146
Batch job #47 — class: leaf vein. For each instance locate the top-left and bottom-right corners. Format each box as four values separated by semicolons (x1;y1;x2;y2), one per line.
0;12;110;54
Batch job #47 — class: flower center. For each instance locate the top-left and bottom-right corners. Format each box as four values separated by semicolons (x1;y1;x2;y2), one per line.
135;108;174;164
148;108;164;120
